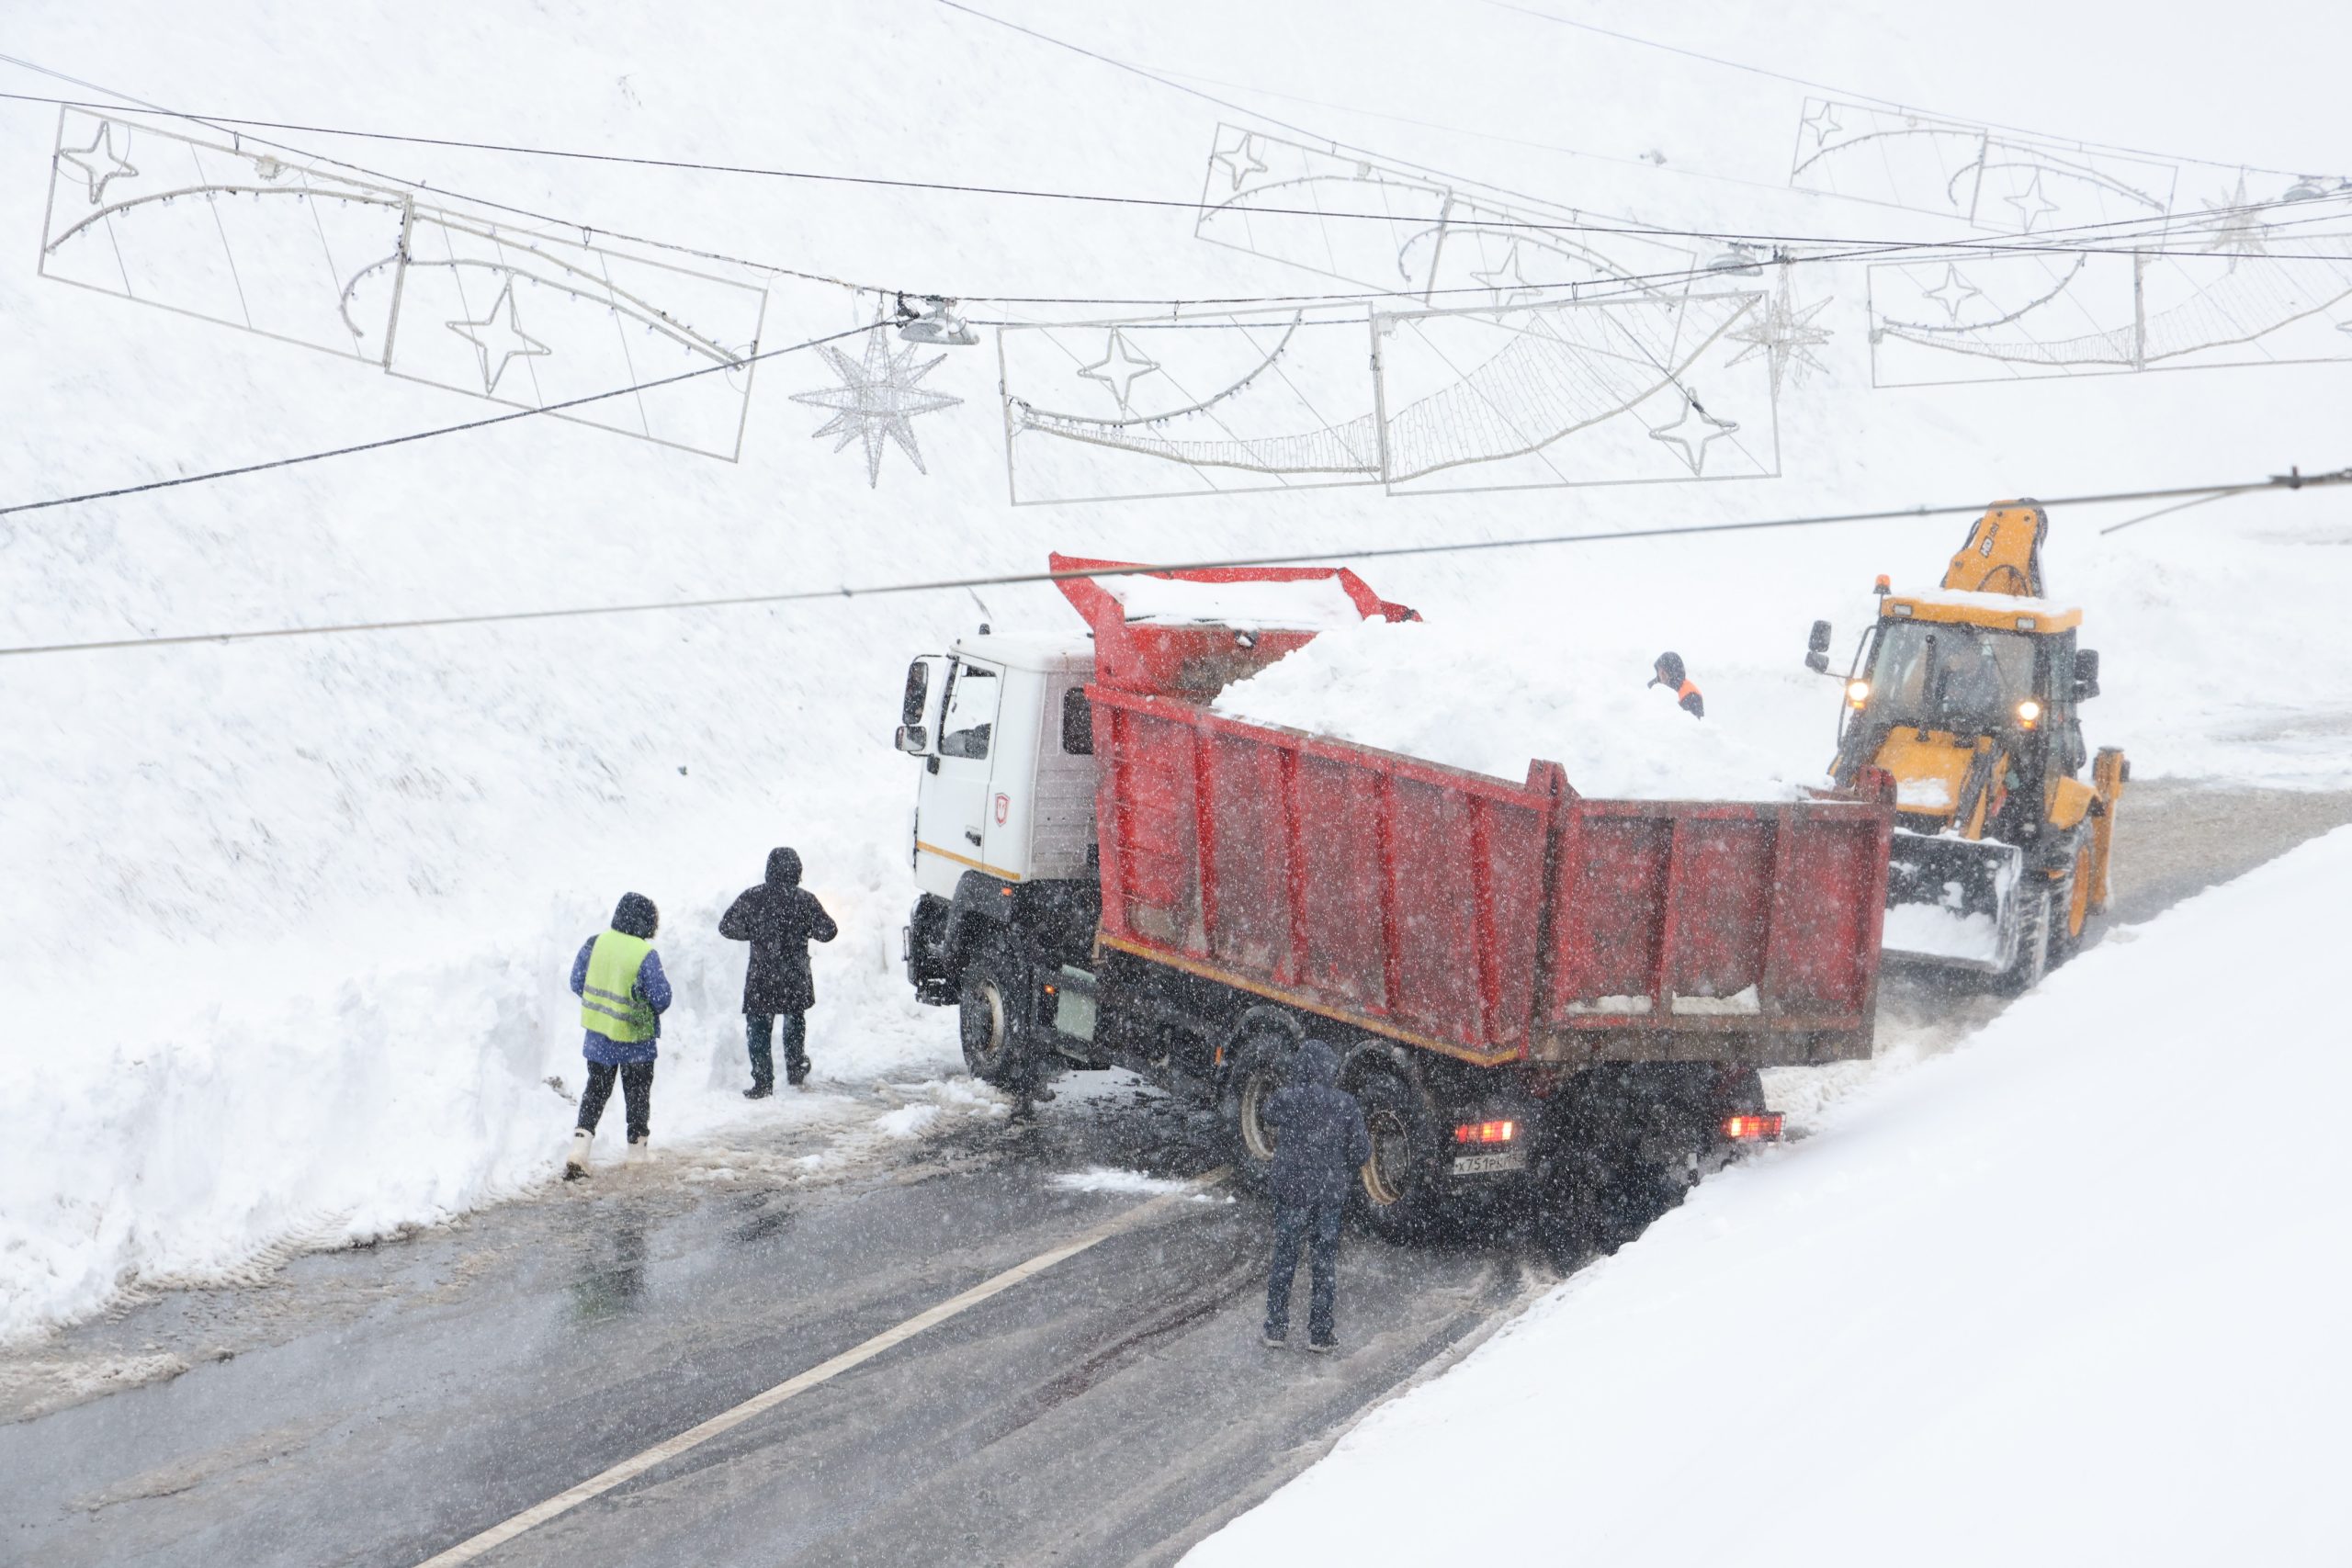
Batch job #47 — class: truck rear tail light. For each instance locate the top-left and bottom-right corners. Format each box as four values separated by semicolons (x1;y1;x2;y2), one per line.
1453;1120;1517;1145
1721;1113;1783;1140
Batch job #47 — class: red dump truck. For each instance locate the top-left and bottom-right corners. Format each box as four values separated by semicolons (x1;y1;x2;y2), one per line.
899;557;1894;1235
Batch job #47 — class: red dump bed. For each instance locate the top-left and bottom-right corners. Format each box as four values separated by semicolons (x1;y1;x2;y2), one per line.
1058;558;1894;1070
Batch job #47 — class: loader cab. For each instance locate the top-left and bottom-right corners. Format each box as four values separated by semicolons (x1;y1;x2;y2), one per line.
895;632;1098;900
1831;592;2091;839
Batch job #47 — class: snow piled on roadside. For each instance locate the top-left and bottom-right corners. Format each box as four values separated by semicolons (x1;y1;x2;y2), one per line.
1;863;962;1339
1187;828;2352;1567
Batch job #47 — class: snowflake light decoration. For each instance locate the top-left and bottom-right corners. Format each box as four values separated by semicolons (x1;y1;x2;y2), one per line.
790;330;961;487
1726;268;1834;395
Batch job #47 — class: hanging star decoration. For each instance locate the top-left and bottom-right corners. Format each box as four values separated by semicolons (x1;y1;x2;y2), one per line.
1727;267;1834;394
1472;241;1540;304
1210;131;1269;194
2196;175;2270;272
789;330;961;488
1922;263;1984;323
57;120;139;205
1077;329;1162;413
446;279;551;396
1647;387;1740;476
1801;102;1843;151
2003;170;2060;233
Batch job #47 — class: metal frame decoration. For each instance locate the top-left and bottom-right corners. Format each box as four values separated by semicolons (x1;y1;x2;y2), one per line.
1866;193;2352;387
998;290;1779;505
1787;97;2181;233
39;107;781;460
1190;122;1696;306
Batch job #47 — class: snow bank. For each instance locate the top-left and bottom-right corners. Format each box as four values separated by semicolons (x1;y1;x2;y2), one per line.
1210;617;1817;799
0;853;962;1340
1187;828;2352;1567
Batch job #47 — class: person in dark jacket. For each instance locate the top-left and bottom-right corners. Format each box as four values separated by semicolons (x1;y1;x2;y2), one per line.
565;891;672;1179
720;848;839;1096
1261;1038;1373;1352
1649;650;1704;718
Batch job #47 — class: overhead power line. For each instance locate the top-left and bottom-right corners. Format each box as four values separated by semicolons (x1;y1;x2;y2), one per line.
7;81;2338;262
6;466;2343;661
1476;0;2334;181
0;322;870;522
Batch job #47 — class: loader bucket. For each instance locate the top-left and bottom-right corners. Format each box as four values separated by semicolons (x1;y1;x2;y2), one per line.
1881;829;2024;974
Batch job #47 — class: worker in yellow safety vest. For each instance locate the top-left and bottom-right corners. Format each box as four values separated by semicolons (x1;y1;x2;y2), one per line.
564;891;673;1179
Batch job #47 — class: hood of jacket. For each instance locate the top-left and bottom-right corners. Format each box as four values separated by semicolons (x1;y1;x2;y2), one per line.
1294;1037;1342;1089
612;891;660;940
765;848;802;891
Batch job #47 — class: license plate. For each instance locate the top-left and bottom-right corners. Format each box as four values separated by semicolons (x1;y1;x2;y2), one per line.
1451;1150;1526;1177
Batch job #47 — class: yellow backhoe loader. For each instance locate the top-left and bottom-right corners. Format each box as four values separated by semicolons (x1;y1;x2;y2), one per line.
1804;502;2128;990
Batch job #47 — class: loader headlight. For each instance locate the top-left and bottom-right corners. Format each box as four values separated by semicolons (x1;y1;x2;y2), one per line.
2015;698;2041;729
1846;679;1871;709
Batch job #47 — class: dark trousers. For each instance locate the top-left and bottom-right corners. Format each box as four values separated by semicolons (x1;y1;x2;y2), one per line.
578;1061;654;1142
747;1011;808;1088
1264;1197;1344;1341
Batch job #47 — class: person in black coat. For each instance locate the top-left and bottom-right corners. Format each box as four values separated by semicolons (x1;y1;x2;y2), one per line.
1261;1038;1373;1352
719;848;839;1096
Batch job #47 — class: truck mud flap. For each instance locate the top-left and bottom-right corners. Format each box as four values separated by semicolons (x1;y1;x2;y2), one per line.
1882;830;2023;974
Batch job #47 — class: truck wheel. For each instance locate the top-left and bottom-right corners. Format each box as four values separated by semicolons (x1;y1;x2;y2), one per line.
1352;1069;1447;1242
1220;1029;1293;1191
957;942;1027;1088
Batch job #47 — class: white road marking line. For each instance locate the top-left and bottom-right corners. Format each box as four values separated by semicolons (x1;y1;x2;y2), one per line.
413;1168;1227;1566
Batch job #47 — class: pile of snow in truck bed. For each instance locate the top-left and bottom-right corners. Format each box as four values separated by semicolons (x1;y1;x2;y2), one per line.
1187;828;2352;1568
1107;573;1371;629
1209;617;1821;800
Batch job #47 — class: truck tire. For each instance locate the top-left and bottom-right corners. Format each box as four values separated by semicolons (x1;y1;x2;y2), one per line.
958;940;1028;1089
1352;1068;1449;1242
1220;1027;1295;1192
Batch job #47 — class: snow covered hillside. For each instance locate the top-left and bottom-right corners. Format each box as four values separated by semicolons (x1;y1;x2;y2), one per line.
6;0;2351;1337
1186;827;2352;1567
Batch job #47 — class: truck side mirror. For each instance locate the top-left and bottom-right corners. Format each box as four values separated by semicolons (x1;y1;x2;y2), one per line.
898;656;949;753
2073;648;2100;701
1804;619;1833;673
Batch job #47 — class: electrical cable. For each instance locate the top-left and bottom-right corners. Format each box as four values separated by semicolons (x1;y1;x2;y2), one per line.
6;466;2343;660
14;80;2335;256
0;321;871;521
7;62;2346;310
1477;0;2337;181
2098;488;2250;536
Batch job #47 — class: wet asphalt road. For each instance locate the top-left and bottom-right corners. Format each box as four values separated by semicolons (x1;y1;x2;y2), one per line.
5;780;2347;1568
1;1089;1535;1568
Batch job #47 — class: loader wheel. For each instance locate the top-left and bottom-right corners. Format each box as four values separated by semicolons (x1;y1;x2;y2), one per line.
957;942;1027;1088
1352;1069;1448;1242
2054;838;2093;962
1997;882;2054;996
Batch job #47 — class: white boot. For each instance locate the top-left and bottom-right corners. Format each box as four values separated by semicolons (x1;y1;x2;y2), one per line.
564;1128;593;1179
626;1135;651;1166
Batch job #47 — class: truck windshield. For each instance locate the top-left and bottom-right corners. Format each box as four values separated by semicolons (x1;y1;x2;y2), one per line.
1868;622;2035;727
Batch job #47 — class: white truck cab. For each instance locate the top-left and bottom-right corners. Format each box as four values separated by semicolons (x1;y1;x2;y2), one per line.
895;630;1098;899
